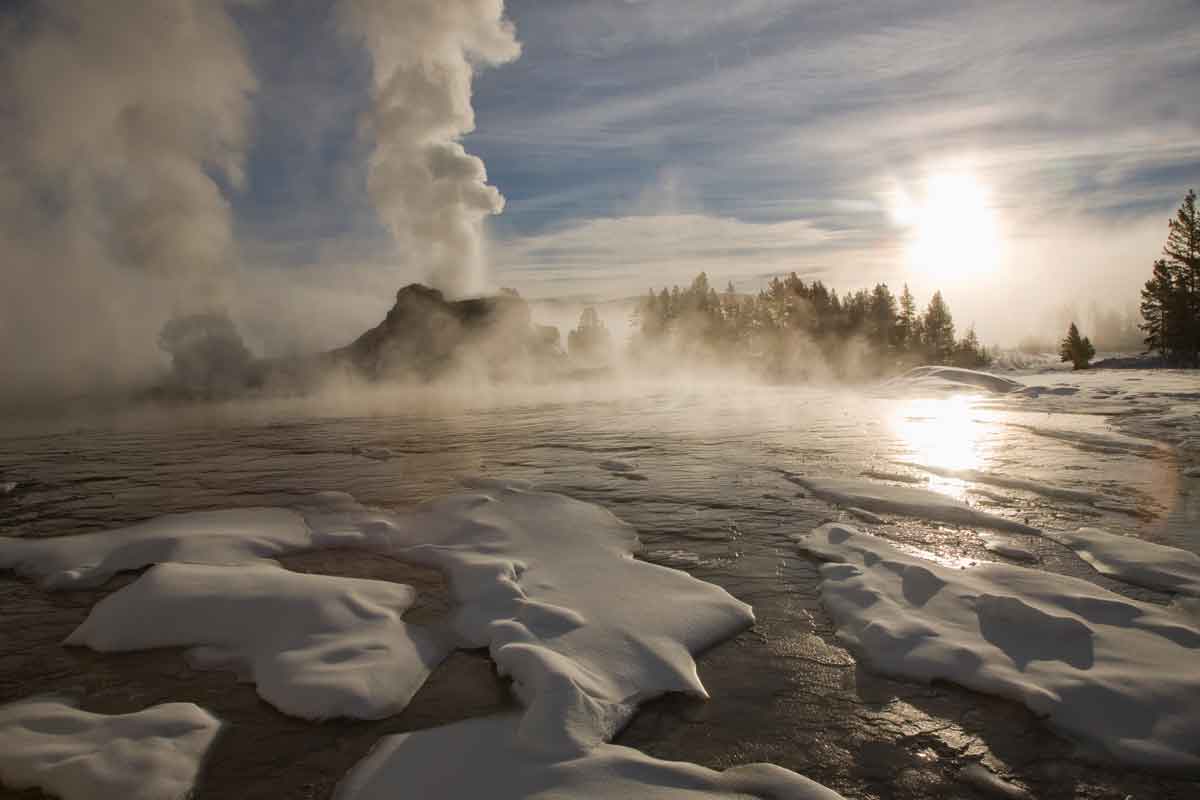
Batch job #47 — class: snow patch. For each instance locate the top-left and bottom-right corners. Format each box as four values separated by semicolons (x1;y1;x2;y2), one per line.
0;698;221;800
980;534;1038;563
66;562;448;720
1012;424;1161;455
796;523;1200;770
1045;527;1200;597
335;714;846;800
353;485;756;753
0;507;360;589
0;485;753;749
891;366;1024;395
0;481;15;495
845;507;885;525
784;475;1039;533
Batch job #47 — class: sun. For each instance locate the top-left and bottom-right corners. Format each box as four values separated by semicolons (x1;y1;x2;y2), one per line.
890;172;1001;281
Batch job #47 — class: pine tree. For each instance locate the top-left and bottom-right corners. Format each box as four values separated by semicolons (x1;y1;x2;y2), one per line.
1163;189;1200;365
868;284;897;352
1140;259;1176;358
1139;191;1200;365
922;291;956;364
1059;322;1096;370
896;284;917;354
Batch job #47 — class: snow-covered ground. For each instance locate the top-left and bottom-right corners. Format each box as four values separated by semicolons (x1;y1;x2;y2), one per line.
0;698;221;800
336;714;845;800
797;523;1200;771
0;366;1199;798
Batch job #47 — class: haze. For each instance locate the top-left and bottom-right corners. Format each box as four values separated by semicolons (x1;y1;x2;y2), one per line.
2;0;1198;406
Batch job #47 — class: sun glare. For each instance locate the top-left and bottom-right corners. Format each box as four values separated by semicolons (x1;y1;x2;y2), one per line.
892;395;987;474
891;172;1001;281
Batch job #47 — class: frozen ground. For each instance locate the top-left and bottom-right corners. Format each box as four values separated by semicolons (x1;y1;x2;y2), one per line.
1;367;1199;798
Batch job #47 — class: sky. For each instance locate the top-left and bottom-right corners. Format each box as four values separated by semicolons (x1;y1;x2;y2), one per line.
2;0;1200;398
243;0;1200;334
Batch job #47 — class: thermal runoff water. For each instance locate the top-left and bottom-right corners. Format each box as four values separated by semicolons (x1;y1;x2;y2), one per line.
1;367;1199;800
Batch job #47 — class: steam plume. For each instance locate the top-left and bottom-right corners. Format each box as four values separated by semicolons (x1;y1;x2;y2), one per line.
339;0;521;296
0;0;254;403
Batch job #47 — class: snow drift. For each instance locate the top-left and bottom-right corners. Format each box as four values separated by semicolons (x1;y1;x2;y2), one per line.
66;562;449;720
335;713;846;800
796;523;1200;771
0;698;221;800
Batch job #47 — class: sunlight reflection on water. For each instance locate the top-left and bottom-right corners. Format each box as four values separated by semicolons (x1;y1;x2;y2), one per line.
890;395;1001;501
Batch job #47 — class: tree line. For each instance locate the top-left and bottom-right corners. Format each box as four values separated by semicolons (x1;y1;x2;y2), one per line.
1140;189;1200;366
630;272;990;378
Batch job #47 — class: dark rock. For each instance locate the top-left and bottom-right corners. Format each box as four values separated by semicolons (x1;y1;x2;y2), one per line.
329;284;561;380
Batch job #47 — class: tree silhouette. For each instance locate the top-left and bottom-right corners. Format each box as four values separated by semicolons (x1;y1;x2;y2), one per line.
632;272;989;377
1059;322;1095;370
922;291;956;364
1141;190;1200;365
568;306;612;362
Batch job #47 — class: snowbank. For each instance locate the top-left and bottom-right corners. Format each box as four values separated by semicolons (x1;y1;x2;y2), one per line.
796;523;1200;770
3;484;754;751
980;534;1038;562
785;475;1039;533
1011;424;1161;456
335;714;846;800
66;562;448;720
1045;527;1200;597
0;698;221;800
891;366;1024;395
0;507;363;589
355;485;756;752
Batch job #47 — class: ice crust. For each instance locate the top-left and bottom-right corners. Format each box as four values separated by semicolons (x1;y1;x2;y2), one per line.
335;714;846;800
0;507;359;589
0;698;221;800
796;523;1200;770
66;562;448;720
786;475;1039;533
1045;527;1200;597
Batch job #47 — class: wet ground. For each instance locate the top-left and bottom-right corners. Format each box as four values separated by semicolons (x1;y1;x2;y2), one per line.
1;382;1198;799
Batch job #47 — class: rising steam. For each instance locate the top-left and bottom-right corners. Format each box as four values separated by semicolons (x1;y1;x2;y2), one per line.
0;0;254;403
339;0;521;297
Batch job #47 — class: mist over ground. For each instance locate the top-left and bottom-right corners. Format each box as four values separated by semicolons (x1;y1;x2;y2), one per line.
1;0;1196;417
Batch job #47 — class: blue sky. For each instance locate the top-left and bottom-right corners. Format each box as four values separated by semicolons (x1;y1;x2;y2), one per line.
153;1;1200;341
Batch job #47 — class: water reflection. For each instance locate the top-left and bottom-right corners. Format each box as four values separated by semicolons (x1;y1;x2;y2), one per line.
891;395;995;500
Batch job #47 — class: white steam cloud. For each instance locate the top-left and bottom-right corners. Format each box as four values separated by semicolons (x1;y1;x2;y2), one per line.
0;0;254;403
339;0;521;297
